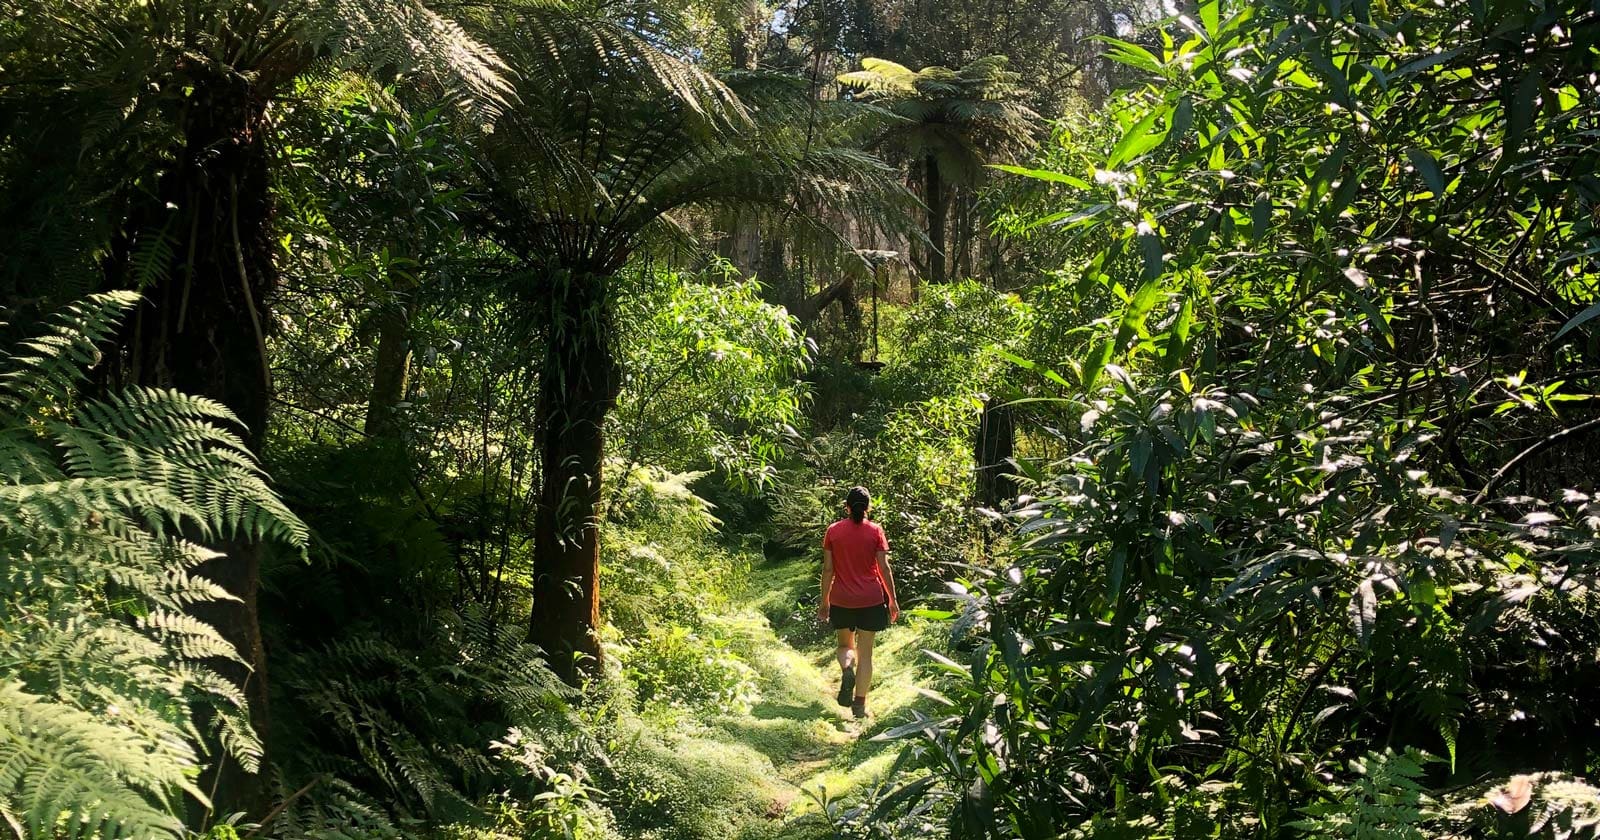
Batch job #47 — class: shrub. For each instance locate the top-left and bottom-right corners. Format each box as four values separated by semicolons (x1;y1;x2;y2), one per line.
619;624;760;715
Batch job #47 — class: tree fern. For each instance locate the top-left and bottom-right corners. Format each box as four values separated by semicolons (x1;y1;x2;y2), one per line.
0;293;307;837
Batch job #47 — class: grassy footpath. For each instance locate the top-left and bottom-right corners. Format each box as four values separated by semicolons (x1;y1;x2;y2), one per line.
612;543;932;840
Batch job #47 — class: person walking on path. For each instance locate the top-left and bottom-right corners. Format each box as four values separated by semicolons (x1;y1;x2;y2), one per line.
817;486;900;719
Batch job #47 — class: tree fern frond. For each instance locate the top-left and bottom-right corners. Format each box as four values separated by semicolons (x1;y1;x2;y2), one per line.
0;290;139;417
306;0;514;124
0;680;199;840
211;708;263;776
137;610;246;664
0;295;308;836
0;434;62;486
126;223;177;290
79;387;249;447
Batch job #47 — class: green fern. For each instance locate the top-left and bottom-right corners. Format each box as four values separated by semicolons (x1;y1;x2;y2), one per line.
274;609;575;824
0;293;308;838
1291;749;1438;840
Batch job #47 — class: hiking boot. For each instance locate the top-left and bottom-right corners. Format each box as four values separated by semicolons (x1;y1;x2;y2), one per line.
851;697;870;719
836;665;856;707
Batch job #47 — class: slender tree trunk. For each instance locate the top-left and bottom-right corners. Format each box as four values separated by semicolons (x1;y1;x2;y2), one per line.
955;189;976;281
529;270;616;683
364;300;412;438
974;398;1016;508
108;74;277;818
755;237;793;308
1087;1;1119;107
926;155;947;285
905;232;925;303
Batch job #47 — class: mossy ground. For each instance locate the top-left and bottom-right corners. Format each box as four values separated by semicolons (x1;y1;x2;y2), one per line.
611;542;932;840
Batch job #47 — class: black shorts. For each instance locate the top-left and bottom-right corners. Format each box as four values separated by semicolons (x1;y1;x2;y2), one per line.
830;601;889;632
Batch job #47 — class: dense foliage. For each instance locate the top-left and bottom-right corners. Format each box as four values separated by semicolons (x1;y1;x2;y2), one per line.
865;0;1600;836
4;0;1600;838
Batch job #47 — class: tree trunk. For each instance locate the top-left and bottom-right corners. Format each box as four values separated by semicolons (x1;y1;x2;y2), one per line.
974;398;1016;508
926;155;947;285
529;270;616;684
109;74;277;817
716;212;762;279
755;237;795;308
955;188;975;281
364;300;412;438
726;0;761;71
796;276;859;327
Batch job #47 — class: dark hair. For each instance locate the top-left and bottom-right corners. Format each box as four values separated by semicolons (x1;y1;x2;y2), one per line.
845;486;870;523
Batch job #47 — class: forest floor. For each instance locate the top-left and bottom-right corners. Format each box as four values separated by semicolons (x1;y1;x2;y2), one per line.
616;543;932;840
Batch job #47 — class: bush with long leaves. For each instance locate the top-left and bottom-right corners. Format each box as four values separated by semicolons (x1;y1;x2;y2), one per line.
868;0;1600;836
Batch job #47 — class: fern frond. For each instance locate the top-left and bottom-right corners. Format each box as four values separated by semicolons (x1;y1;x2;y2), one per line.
0;290;139;417
0;680;198;840
126;223;177;290
304;0;515;125
137;610;246;664
0;295;308;836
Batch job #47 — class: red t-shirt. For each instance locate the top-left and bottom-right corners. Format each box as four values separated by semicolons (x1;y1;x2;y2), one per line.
823;518;890;608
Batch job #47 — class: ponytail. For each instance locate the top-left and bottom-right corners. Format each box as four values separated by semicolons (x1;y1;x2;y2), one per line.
844;485;871;524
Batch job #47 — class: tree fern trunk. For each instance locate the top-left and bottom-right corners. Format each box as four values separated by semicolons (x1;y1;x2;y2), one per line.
926;155;947;285
107;74;277;818
529;270;615;683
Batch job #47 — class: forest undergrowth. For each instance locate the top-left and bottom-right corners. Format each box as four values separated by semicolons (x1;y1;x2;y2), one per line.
602;538;934;840
7;0;1600;837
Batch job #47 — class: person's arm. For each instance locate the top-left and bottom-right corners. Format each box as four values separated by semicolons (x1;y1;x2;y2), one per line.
876;551;900;622
817;548;835;622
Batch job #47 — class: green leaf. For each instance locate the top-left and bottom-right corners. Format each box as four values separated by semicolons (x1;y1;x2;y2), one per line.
1337;267;1393;346
1090;36;1164;74
1325;176;1359;221
989;165;1090;189
1502;70;1541;167
1350;579;1378;647
1171;296;1195;356
1082;338;1114;391
1030;203;1113;231
1251;194;1273;241
1109;109;1167;168
1554;301;1600;342
1392;49;1460;78
1198;0;1220;38
1169;96;1194;145
1108;545;1127;602
1138;227;1165;282
1309;138;1349;202
1305;49;1350;106
1405;148;1446;196
995;348;1073;388
1119;278;1163;347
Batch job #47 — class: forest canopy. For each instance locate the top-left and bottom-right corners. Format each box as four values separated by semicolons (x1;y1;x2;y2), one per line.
1;0;1599;838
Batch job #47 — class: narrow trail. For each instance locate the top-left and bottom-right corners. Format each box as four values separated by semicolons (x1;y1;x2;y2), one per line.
629;543;931;840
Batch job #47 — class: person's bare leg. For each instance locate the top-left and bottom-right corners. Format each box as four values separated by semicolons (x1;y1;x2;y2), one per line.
854;630;877;716
834;629;858;707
